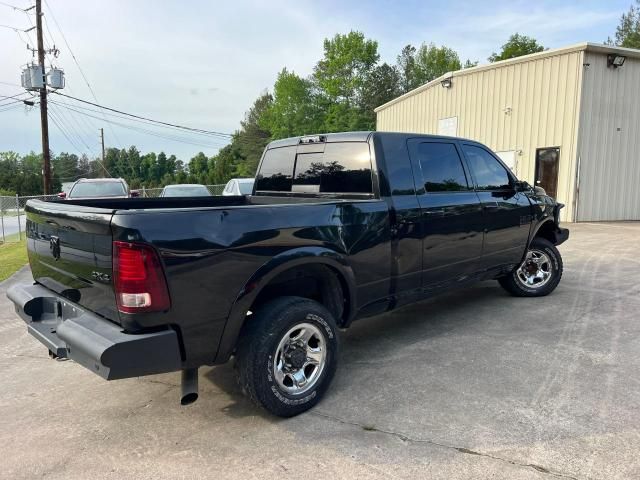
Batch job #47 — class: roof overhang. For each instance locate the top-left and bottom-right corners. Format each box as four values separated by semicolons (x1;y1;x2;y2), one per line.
374;42;640;113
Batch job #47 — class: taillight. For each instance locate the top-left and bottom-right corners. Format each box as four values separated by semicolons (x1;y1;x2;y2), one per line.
112;241;170;313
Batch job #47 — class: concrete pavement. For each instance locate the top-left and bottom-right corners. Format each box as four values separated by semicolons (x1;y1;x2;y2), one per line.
1;222;639;479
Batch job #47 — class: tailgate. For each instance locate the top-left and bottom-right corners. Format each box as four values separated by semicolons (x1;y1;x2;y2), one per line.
25;199;119;323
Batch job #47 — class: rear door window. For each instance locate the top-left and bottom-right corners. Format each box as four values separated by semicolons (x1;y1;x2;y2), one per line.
255;146;296;192
414;142;470;192
292;142;372;194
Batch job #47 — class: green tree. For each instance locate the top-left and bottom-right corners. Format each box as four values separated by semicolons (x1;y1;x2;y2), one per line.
313;31;379;102
359;63;402;128
262;68;323;139
414;43;461;84
607;1;640;48
464;59;479;68
397;45;418;92
397;43;462;92
489;33;545;62
52;152;79;183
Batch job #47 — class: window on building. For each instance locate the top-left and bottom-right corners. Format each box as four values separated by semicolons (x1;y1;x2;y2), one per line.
462;145;511;190
416;142;469;192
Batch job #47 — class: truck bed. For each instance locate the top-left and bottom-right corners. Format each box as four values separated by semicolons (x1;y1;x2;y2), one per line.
55;193;366;212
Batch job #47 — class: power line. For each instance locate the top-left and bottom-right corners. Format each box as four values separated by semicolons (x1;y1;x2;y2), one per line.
48;107;113;179
49;96;234;143
0;92;28;101
0;102;29;113
0;23;35;32
52;101;230;150
43;0;124;149
0;1;30;11
51;91;233;138
49;103;98;155
48;109;85;155
0;98;28;108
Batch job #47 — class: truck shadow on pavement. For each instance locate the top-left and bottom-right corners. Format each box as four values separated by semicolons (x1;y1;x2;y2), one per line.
204;281;512;419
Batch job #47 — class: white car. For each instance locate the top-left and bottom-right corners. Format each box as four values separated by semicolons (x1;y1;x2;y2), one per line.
160;184;211;197
222;178;254;196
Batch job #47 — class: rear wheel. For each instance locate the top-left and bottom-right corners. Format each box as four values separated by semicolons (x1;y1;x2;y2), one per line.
498;237;563;297
235;296;339;417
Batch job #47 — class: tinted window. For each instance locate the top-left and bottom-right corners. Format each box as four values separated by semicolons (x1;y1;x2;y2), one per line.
416;142;469;192
163;186;210;197
463;145;511;190
69;181;126;198
376;134;416;196
293;142;372;194
255;146;296;191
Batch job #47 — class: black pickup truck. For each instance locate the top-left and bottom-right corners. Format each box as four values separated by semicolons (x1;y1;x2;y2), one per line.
8;131;568;417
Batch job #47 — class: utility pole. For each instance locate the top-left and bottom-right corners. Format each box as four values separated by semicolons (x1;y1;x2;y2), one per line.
35;0;52;194
100;128;105;164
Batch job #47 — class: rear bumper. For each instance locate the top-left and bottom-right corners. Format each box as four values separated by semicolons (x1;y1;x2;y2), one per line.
7;283;182;380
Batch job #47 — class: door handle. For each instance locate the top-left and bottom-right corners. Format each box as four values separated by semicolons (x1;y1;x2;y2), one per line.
483;202;499;210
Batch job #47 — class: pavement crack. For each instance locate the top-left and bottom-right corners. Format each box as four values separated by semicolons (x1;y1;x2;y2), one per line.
310;412;581;480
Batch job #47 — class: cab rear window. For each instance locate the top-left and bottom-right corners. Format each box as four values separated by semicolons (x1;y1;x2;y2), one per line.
293;143;372;194
255;146;296;192
256;142;372;195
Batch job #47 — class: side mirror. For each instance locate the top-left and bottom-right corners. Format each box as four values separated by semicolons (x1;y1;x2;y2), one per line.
130;190;140;198
57;192;67;199
513;180;530;192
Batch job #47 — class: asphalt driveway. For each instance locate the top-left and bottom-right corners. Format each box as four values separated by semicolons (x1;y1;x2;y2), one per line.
1;222;638;479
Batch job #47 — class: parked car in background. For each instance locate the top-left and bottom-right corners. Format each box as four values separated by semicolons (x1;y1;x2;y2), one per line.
10;132;568;418
160;184;211;197
60;178;135;199
60;182;75;195
222;178;254;196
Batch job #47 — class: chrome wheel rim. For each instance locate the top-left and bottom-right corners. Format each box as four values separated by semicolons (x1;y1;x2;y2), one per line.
273;323;326;396
516;249;553;288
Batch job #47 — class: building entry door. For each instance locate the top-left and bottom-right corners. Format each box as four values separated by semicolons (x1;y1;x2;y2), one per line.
535;148;560;198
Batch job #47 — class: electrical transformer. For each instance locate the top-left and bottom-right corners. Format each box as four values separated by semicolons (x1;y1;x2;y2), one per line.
21;65;44;91
47;68;65;89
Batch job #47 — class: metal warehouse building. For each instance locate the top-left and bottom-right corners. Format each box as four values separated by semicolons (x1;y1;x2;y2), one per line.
375;43;640;222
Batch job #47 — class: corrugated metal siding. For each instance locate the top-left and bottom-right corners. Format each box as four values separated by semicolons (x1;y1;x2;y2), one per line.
576;52;640;221
376;51;585;221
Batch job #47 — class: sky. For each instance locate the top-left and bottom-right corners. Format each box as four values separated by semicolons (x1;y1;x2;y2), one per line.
0;0;629;161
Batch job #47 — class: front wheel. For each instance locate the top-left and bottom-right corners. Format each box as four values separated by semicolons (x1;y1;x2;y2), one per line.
235;296;339;417
498;237;563;297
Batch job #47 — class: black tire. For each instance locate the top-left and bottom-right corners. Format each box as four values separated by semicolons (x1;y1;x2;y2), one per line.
235;296;339;417
498;237;563;297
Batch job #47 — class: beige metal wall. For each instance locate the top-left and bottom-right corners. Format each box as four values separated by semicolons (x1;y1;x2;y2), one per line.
575;52;640;221
376;50;585;221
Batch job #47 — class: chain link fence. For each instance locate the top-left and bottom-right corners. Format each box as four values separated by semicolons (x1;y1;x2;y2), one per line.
138;184;225;197
0;184;226;244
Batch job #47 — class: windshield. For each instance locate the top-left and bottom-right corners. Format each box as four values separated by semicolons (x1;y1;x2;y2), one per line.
238;181;254;195
162;186;211;197
69;181;126;198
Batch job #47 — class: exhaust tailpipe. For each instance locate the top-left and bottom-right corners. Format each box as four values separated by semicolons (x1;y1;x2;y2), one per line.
180;368;199;405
